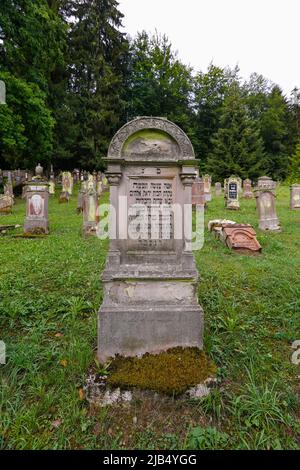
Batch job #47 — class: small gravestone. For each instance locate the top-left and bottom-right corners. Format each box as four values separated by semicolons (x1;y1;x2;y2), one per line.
82;175;98;234
225;176;240;210
49;166;55;195
61;171;73;196
243;178;254;199
255;176;280;231
0;194;13;214
24;164;49;234
202;174;212;202
215;182;222;196
290;184;300;210
98;117;203;363
192;172;205;208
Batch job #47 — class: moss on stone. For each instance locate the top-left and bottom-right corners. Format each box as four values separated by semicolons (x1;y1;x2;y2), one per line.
107;347;217;396
123;129;172;150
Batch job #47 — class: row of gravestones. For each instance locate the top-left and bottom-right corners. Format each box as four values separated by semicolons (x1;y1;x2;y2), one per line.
0;165;109;236
1;116;300;367
192;174;300;231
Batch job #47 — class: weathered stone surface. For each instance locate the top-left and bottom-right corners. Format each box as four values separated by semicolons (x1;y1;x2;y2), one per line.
82;185;98;235
192;176;205;207
0;195;13;214
98;117;203;363
61;171;73;195
243;178;254;199
24;167;49;234
222;225;262;254
215;182;222;196
202;174;212;202
225;176;240;210
290;184;300;210
255;177;280;231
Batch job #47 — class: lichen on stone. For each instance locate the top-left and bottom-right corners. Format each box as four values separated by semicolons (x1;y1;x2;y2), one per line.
107;347;217;396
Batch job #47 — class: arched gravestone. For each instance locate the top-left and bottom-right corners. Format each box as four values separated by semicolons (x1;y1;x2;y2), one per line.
98;117;203;362
225;176;240;210
255;176;280;231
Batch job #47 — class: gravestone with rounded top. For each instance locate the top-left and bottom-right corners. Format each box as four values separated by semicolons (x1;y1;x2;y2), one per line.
215;182;222;196
24;164;49;234
225;176;240;210
255;176;280;231
192;170;205;208
243;178;254;199
98;117;203;363
202;174;212;202
290;184;300;210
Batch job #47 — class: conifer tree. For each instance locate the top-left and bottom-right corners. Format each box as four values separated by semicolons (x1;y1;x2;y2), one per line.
206;83;266;181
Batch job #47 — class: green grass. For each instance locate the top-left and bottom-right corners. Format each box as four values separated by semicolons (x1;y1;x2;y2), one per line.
0;185;299;449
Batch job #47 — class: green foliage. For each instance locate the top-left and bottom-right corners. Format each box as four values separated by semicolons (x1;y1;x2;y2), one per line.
206;82;266;181
0;71;54;168
287;141;300;183
186;426;229;450
0;187;299;449
127;31;194;138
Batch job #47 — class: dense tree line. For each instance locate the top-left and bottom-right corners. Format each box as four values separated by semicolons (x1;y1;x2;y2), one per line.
0;0;299;181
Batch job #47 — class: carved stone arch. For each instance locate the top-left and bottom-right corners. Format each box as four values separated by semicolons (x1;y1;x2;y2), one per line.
107;117;195;160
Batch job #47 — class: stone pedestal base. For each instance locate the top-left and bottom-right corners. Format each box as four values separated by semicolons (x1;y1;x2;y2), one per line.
24;218;49;234
98;278;203;363
259;217;281;231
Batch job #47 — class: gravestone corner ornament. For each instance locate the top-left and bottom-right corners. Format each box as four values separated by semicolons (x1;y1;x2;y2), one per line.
98;117;203;363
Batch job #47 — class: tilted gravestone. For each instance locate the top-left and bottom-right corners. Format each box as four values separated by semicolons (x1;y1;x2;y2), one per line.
24;164;49;234
255;176;280;231
290;184;300;210
98;117;203;363
225;176;240;210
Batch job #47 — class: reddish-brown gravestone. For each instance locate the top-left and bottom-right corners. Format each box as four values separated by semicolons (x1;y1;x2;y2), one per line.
192;174;205;208
222;224;262;255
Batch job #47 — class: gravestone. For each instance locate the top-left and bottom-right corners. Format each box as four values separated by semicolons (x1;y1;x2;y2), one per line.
221;225;261;255
225;176;240;210
255;176;280;231
237;177;242;195
202;174;212;202
243;178;254;199
98;117;203;363
82;176;98;235
215;182;222;196
290;184;300;210
49;166;55;195
192;172;205;208
62;171;73;195
24;164;49;234
0;194;13;214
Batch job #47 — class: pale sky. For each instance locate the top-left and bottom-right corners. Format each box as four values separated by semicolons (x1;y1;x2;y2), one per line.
118;0;300;96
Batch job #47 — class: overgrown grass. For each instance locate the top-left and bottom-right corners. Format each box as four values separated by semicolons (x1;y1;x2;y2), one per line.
0;185;299;449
